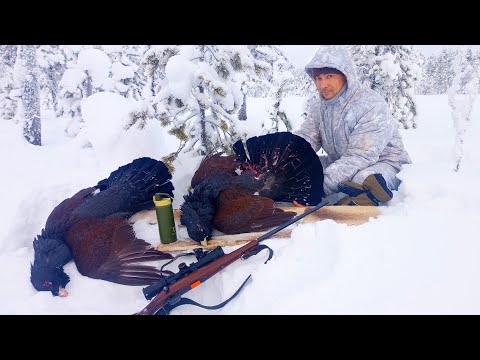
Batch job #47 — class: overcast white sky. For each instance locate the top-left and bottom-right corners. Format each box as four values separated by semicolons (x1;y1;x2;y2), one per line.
281;45;480;69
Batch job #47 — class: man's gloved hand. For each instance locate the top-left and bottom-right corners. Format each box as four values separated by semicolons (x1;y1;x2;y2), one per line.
336;174;393;206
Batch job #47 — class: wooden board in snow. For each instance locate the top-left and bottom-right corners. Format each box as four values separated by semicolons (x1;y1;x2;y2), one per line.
129;205;380;252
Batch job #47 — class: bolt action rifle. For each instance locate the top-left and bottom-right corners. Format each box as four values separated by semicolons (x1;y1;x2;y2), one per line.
134;192;346;315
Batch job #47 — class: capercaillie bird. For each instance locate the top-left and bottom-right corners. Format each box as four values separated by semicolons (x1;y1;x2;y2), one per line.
180;132;325;243
30;157;175;297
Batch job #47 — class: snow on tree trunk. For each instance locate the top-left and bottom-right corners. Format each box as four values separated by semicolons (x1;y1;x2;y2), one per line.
447;46;479;172
0;45;19;121
83;70;92;97
18;46;41;146
198;85;211;152
265;76;294;133
238;91;247;121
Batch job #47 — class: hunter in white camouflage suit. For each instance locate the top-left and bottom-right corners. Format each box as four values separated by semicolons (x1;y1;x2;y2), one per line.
295;45;411;206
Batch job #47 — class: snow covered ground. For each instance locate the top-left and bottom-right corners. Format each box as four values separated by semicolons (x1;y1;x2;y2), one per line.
1;93;479;315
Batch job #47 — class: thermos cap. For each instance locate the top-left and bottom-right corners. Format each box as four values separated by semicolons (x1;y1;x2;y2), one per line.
153;193;172;207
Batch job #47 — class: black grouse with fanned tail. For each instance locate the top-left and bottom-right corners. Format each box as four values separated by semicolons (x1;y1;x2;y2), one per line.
30;157;175;297
180;132;325;243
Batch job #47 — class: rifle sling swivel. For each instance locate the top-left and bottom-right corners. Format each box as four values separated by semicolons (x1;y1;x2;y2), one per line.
243;244;273;264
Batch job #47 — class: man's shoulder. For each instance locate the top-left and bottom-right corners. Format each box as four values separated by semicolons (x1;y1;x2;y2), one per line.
307;95;322;112
353;85;389;108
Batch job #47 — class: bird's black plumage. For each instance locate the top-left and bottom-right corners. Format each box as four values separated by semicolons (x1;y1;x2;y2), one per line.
30;157;175;297
180;132;325;243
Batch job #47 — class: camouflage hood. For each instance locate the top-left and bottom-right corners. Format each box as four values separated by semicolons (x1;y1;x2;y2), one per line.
305;45;358;88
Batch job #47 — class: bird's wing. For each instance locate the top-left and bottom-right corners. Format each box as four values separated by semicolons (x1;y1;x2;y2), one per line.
44;187;97;236
65;216;173;286
191;153;239;188
213;188;296;234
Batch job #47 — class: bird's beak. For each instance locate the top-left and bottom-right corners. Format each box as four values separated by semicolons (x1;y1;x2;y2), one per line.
200;237;208;247
293;200;306;208
59;287;69;297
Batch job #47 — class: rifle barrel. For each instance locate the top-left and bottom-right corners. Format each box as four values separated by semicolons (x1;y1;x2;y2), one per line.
257;199;329;242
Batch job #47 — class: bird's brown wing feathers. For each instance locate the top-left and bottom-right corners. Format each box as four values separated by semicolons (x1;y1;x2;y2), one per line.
65;216;172;285
191;153;239;188
44;187;97;235
213;188;296;234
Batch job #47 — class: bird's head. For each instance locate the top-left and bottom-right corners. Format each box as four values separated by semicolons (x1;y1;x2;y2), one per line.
180;199;213;244
30;263;70;297
30;235;73;297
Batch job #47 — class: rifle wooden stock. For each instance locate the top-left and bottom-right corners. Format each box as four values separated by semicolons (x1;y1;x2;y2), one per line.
134;240;259;315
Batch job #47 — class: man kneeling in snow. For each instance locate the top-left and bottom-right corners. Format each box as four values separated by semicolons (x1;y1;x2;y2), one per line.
295;45;412;206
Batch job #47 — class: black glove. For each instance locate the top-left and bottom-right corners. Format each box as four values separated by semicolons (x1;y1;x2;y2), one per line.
337;174;393;206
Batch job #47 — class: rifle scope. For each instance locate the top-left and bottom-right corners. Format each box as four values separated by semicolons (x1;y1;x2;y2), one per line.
142;246;225;300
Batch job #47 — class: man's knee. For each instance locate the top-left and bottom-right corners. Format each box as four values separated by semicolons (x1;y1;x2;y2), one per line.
351;170;374;185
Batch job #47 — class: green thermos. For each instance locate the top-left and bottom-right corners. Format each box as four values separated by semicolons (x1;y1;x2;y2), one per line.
153;193;177;244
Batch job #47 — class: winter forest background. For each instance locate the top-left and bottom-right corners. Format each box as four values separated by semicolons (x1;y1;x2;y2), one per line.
2;45;480;315
2;45;478;172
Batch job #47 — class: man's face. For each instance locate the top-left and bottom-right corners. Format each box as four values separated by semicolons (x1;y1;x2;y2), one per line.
313;71;347;100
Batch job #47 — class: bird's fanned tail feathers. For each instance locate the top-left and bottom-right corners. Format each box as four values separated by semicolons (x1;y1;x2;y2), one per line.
233;132;325;205
96;157;174;214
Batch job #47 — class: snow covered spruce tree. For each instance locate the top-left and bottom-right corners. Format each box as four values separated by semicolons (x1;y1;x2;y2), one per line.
418;49;457;95
248;45;297;132
0;45;19;121
447;46;479;172
349;45;422;129
225;45;271;123
417;54;440;95
435;49;457;94
102;45;149;100
16;45;42;145
292;66;318;127
124;45;181;134
142;46;180;99
100;45;156;132
56;47;111;136
104;45;168;132
37;45;67;113
151;45;268;168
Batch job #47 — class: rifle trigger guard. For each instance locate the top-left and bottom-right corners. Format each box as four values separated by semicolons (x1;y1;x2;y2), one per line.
243;244;273;264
